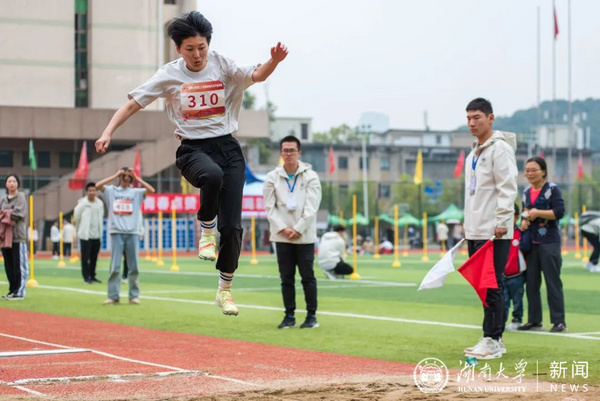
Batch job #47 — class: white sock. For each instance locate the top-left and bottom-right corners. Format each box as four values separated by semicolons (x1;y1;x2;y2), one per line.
201;218;216;236
218;272;233;292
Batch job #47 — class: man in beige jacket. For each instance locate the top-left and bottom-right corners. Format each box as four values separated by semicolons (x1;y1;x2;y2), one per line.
264;136;322;329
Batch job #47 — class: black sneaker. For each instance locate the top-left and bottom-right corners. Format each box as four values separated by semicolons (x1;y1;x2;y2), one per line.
84;280;93;284
278;315;296;329
1;292;11;300
550;323;567;333
300;315;319;329
91;278;102;283
517;322;544;331
6;293;24;301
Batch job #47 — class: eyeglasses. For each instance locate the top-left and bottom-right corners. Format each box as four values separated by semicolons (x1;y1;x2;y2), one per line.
524;169;541;173
281;149;298;154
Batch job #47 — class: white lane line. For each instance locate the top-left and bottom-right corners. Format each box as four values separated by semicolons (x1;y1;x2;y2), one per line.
0;348;91;358
5;370;199;386
13;386;47;397
0;332;256;387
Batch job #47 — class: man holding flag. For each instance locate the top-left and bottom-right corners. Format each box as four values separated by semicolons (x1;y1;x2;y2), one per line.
462;98;518;360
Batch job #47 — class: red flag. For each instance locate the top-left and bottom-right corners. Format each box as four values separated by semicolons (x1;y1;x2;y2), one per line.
539;150;545;159
68;142;88;190
133;146;141;187
328;146;336;174
553;6;559;39
577;152;584;180
453;150;465;179
458;240;498;307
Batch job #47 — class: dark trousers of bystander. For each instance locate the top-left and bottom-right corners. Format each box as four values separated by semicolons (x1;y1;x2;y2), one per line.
467;239;510;340
80;239;101;282
275;242;317;316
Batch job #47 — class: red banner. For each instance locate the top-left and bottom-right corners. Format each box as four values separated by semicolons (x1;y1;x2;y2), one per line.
142;193;264;214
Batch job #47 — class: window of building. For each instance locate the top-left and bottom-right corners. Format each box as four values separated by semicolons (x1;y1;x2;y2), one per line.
59;152;75;168
302;151;325;172
436;135;442;144
338;156;348;170
22;151;30;167
75;0;88;108
359;157;369;170
164;0;177;4
380;157;390;171
0;151;13;167
37;151;51;168
301;123;309;140
379;184;391;198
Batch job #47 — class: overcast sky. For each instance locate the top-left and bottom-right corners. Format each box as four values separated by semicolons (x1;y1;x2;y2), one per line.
197;0;600;133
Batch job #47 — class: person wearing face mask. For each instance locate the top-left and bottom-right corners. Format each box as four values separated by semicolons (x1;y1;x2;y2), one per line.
518;156;567;333
94;11;288;317
96;168;155;305
0;174;29;300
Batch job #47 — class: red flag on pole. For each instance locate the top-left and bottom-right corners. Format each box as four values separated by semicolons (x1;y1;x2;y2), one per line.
328;146;336;174
133;146;142;187
577;152;584;180
553;6;559;39
453;150;465;179
68;142;88;190
539;150;545;159
458;240;498;307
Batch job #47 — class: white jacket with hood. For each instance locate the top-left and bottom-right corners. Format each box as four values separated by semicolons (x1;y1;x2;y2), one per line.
74;196;105;240
263;161;322;244
464;130;518;240
317;231;346;270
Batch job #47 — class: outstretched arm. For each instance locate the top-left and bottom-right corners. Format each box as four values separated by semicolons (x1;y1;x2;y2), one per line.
96;169;124;192
131;171;155;196
252;42;288;83
95;99;142;154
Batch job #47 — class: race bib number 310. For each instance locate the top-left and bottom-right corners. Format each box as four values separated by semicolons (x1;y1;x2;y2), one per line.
181;81;226;120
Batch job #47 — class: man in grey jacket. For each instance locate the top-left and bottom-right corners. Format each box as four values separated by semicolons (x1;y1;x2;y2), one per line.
462;98;518;360
74;182;105;284
264;136;322;329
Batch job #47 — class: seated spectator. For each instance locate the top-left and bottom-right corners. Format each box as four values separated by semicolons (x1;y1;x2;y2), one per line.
318;225;353;280
379;238;393;254
361;237;375;255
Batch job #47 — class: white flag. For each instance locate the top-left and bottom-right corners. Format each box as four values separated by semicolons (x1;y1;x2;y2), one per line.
418;239;465;291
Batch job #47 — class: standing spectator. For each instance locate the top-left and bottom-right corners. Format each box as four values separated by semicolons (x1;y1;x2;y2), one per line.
504;204;526;331
264;136;322;329
96;167;155;305
580;211;600;272
28;227;39;255
436;220;449;251
50;221;60;259
0;175;29;300
94;11;288;316
318;225;353;280
518;157;567;333
74;182;105;284
462;98;518;360
452;223;463;247
62;219;76;258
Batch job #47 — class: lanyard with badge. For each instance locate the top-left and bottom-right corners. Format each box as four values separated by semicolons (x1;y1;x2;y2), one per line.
470;148;483;195
286;175;298;212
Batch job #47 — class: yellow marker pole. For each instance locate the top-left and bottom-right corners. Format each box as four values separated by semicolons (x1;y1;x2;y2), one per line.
69;215;79;263
392;205;401;267
582;205;589;262
402;224;409;257
170;206;179;271
145;216;151;260
156;211;164;266
151;216;158;262
574;212;581;259
421;212;429;262
349;195;361;280
373;216;380;259
561;223;568;256
27;195;38;287
250;215;258;265
57;212;66;267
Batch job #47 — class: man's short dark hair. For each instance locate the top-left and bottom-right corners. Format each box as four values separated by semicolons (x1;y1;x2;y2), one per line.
280;135;301;151
85;182;96;191
332;224;346;232
466;98;493;116
167;11;213;47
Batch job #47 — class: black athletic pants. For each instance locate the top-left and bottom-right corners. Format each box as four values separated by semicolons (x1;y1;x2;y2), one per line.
176;134;245;274
467;239;510;340
80;239;100;281
275;243;318;316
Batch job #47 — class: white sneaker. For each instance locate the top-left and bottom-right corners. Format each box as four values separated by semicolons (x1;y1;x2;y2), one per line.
464;337;485;354
198;234;217;261
465;337;503;360
584;262;593;271
323;270;338;280
215;290;239;316
498;337;507;354
505;322;523;331
589;264;600;273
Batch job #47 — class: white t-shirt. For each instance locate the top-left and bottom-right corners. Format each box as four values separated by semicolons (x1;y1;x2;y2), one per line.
128;51;256;140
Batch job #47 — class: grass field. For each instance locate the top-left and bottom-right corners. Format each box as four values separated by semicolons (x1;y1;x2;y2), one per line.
2;250;599;385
